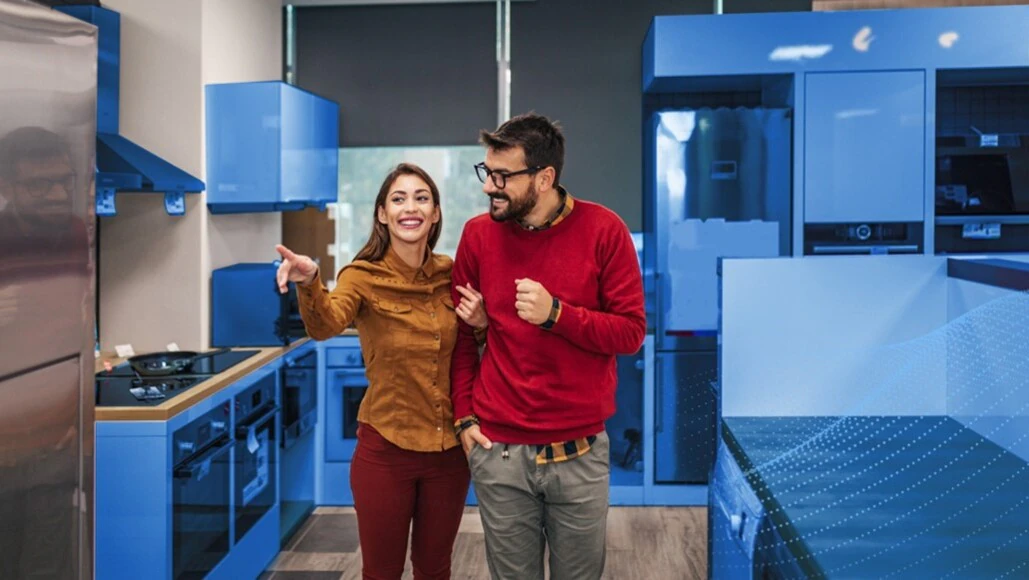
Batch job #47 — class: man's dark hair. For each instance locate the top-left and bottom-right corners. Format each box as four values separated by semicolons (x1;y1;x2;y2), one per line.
480;112;565;186
0;126;69;181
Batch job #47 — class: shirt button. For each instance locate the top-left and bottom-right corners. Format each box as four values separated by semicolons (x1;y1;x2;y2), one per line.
434;334;439;341
430;312;436;318
437;427;442;431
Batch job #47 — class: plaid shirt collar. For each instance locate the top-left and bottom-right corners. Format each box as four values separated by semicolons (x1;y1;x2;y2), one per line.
517;185;574;232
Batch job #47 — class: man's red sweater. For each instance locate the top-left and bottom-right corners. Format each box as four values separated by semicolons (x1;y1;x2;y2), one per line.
450;197;646;444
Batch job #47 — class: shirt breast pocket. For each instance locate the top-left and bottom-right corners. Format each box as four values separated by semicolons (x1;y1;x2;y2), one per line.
374;298;414;347
375;298;413;316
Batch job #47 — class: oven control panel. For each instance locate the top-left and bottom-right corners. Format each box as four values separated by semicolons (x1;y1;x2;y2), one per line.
172;404;231;465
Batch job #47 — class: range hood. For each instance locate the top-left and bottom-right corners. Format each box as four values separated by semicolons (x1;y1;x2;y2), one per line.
56;5;204;216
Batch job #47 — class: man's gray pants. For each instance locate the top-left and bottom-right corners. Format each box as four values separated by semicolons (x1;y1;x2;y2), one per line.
468;431;610;580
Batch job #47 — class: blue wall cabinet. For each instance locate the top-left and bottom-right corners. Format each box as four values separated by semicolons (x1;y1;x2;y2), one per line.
206;82;339;214
804;71;926;224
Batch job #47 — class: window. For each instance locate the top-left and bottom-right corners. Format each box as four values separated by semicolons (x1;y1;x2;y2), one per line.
329;146;486;284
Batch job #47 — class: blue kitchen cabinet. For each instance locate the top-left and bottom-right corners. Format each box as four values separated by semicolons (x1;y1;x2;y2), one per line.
709;442;768;580
804;70;926;225
205;81;338;214
316;336;485;506
317;336;365;506
279;343;319;546
607;350;646;505
95;359;292;580
315;337;653;506
315;333;710;507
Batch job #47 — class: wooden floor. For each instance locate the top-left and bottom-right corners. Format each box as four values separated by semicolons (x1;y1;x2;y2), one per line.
262;506;707;580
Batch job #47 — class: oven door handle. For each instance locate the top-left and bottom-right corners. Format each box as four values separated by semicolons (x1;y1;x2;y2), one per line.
173;437;233;480
235;404;280;440
333;368;369;387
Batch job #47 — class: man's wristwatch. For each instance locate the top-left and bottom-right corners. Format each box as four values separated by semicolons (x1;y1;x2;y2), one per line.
454;415;480;436
540;297;561;330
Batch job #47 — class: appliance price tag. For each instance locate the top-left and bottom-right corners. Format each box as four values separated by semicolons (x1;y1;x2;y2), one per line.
114;344;135;358
962;223;1001;240
242;431;270;506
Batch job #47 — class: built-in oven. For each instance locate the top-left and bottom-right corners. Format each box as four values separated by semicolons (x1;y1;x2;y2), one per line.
324;346;368;461
935;142;1029;253
281;349;317;450
172;403;233;580
233;372;279;543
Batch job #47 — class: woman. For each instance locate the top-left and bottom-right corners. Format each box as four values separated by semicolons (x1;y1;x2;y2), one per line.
275;163;485;580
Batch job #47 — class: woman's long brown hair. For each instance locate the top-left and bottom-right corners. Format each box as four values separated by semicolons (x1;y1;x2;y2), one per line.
352;163;443;263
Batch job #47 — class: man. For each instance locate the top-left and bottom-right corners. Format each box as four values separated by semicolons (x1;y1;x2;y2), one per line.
450;113;646;579
0;126;77;243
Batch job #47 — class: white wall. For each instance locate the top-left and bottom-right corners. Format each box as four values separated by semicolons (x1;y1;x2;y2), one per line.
720;255;951;417
100;0;204;353
201;0;284;347
99;0;282;352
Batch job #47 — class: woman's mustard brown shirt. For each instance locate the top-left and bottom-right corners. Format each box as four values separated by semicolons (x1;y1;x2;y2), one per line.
295;247;459;452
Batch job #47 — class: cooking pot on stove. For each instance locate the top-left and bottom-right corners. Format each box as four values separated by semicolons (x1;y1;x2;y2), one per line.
127;348;231;377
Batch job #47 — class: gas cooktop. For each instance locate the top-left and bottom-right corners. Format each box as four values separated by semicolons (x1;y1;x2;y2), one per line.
95;349;260;407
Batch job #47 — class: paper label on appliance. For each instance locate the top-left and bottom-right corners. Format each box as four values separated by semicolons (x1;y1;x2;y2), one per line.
247;427;259;454
242;430;269;507
962;223;1001;240
114;344;135;358
166;342;180;352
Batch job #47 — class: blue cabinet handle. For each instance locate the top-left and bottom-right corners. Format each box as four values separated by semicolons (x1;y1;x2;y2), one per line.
333;368;369;387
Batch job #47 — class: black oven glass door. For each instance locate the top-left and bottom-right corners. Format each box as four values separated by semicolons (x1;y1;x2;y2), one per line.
234;404;279;542
344;386;365;439
172;436;233;580
282;367;316;448
325;367;368;461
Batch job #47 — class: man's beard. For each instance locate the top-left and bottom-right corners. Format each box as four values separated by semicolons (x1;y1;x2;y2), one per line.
489;181;537;223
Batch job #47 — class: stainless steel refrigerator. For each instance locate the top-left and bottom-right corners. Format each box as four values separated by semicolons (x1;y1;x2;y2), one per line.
0;1;97;578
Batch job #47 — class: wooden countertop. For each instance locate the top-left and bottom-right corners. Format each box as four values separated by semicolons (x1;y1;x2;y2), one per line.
95;338;311;422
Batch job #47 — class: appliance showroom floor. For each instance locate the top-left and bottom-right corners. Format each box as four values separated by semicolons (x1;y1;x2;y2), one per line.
262;506;708;579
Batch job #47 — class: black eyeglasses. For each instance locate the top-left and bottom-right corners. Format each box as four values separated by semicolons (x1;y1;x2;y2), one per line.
17;174;75;197
474;162;543;189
